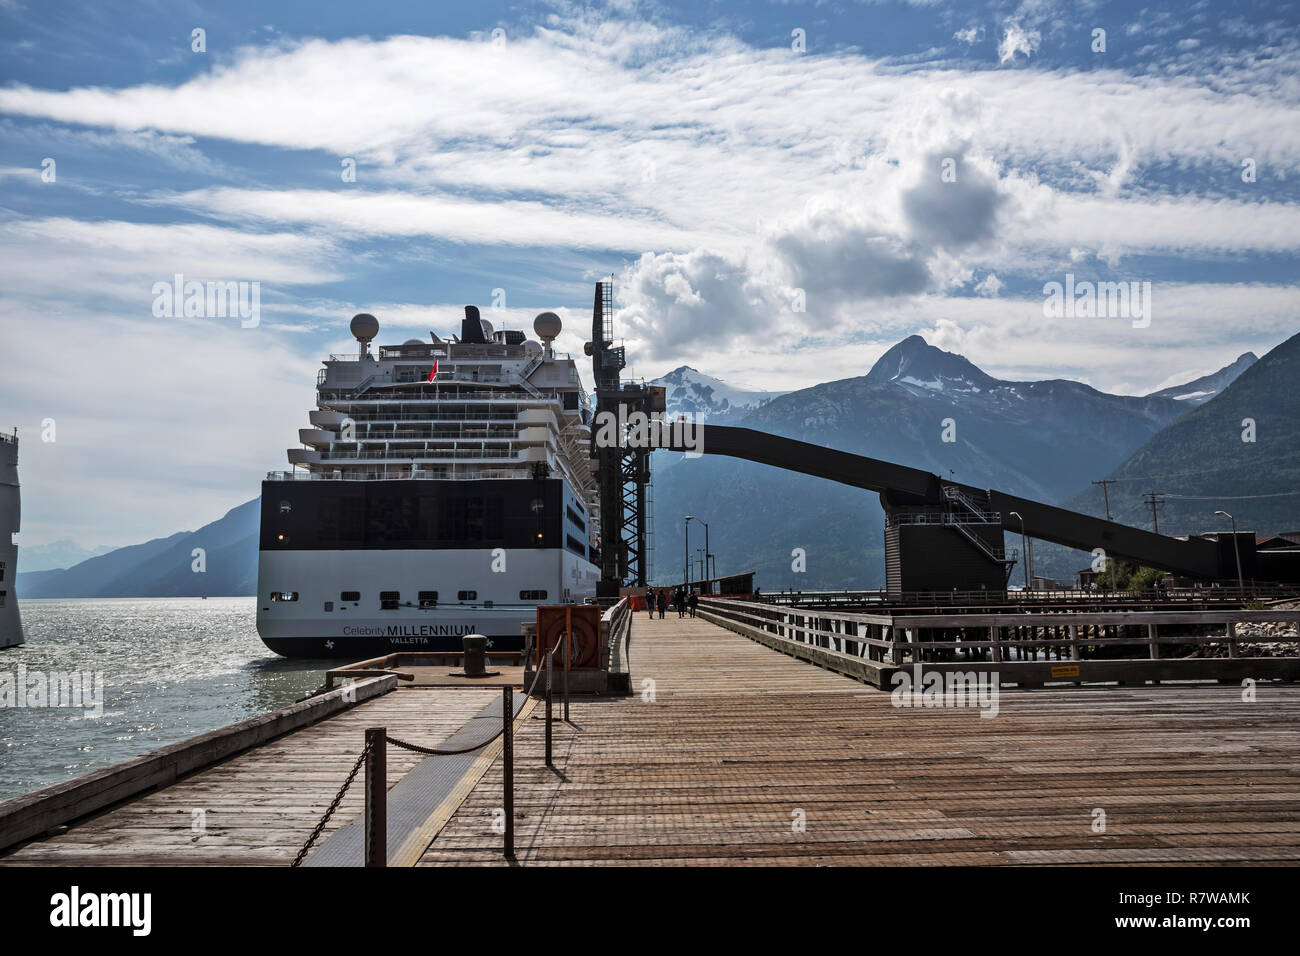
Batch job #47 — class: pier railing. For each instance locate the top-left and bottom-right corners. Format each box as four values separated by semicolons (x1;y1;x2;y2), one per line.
697;596;1300;688
603;597;632;675
761;585;1300;608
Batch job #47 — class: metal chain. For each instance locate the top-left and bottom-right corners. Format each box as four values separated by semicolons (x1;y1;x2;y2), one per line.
290;741;373;868
384;660;550;757
291;651;559;865
384;733;497;756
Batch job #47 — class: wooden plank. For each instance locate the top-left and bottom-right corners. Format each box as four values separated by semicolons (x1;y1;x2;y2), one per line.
0;688;497;865
419;615;1300;867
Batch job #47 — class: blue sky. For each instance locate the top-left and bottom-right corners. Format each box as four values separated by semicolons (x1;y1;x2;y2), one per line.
1;0;1298;548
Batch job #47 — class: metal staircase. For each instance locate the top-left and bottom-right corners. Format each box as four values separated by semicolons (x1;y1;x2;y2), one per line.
941;484;1018;572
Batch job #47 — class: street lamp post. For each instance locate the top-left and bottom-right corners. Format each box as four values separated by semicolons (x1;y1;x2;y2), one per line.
701;521;710;592
1215;510;1245;594
1010;511;1030;591
684;515;694;589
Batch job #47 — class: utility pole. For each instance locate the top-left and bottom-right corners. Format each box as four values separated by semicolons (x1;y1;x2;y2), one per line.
1142;492;1165;534
1092;479;1116;520
1093;479;1120;593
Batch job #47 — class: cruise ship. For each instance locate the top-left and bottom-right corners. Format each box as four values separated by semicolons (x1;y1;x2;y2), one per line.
1;428;23;649
256;307;599;657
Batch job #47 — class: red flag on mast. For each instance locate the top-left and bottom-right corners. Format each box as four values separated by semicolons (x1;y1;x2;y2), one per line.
427;359;438;383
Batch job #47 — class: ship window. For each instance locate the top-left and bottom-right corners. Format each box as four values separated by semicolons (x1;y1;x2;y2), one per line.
520;590;547;601
418;590;439;608
0;590;5;607
324;601;334;612
566;506;586;531
380;591;400;610
566;535;586;556
270;591;298;602
279;500;291;514
341;590;361;602
457;590;477;601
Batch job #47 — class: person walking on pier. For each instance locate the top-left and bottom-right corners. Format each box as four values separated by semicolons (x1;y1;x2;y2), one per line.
656;589;667;619
675;587;686;618
688;589;698;617
645;589;655;617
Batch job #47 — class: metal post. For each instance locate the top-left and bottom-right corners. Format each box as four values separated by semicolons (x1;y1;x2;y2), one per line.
563;624;571;723
545;649;553;766
684;515;693;589
1217;511;1245;595
364;727;386;868
1011;512;1029;591
704;521;711;589
503;686;514;859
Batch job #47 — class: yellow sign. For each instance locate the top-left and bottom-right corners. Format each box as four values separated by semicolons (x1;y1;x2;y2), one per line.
1051;665;1080;678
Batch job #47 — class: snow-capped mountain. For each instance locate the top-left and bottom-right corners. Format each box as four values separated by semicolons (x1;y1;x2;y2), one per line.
864;335;1000;397
650;334;1216;589
1146;352;1258;405
649;366;785;422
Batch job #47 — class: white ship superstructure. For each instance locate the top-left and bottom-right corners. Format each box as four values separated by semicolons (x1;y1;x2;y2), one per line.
256;307;599;657
0;429;23;649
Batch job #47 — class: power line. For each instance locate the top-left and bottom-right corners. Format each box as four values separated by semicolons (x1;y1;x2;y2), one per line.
1165;491;1300;501
1104;450;1300;484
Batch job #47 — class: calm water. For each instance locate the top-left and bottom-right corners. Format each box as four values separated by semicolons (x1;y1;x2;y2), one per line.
0;598;334;802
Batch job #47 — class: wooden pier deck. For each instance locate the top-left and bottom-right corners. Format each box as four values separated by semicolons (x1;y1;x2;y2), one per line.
4;613;1299;867
420;614;1300;866
1;687;498;866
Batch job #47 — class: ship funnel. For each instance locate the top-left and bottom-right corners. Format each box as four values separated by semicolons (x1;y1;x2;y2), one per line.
461;306;488;344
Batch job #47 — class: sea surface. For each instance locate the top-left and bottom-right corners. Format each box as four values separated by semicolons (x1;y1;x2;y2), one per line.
0;598;334;803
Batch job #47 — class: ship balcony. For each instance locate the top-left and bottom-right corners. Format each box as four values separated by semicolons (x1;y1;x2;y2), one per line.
517;426;558;446
518;407;559;426
298;427;336;446
309;409;349;428
287;448;321;465
327;411;523;425
318;446;524;462
348;424;520;441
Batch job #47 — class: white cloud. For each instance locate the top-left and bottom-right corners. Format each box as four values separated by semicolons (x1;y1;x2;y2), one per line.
4;303;321;547
0;217;341;311
998;20;1042;65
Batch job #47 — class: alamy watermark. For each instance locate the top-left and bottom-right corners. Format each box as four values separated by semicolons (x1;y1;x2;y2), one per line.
152;273;261;328
1;664;105;717
592;406;703;457
890;664;999;717
1042;273;1151;328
